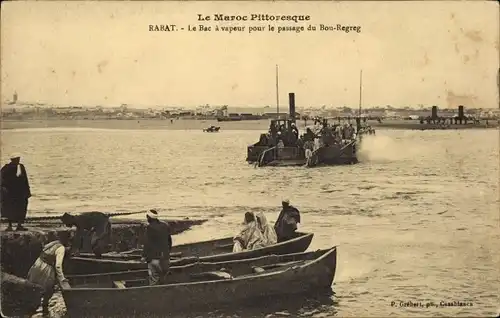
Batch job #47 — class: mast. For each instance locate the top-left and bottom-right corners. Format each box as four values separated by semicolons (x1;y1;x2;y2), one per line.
358;70;363;117
276;64;280;118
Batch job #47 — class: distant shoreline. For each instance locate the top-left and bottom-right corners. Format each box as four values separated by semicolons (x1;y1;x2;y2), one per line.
1;118;498;131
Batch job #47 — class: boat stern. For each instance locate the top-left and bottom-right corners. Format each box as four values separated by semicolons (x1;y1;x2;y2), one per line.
247;145;269;162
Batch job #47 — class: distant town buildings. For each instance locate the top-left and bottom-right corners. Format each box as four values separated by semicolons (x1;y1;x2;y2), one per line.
1;102;499;120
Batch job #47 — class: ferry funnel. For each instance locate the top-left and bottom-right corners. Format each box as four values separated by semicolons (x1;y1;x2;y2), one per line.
289;92;295;121
458;105;464;119
431;106;438;119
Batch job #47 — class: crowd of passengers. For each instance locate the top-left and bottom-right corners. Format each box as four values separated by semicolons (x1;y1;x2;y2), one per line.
255;119;358;152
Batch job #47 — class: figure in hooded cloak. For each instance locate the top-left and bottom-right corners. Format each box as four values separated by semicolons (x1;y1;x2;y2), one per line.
274;199;301;242
1;153;31;231
254;211;278;248
233;212;264;252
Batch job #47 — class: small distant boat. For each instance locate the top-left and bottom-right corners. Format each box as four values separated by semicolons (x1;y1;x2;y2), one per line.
66;232;314;275
62;246;337;316
203;125;221;132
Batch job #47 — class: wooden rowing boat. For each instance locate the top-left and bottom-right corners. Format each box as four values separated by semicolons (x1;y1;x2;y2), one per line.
67;248;330;285
65;232;314;275
62;246;337;316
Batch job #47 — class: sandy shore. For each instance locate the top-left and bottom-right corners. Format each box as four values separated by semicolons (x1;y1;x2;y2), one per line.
1;118;497;130
1;118;274;131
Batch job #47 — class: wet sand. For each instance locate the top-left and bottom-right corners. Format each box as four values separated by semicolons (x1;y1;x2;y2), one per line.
2;118;497;131
1;119;274;131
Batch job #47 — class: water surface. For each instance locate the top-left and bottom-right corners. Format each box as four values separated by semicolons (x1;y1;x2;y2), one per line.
2;128;498;317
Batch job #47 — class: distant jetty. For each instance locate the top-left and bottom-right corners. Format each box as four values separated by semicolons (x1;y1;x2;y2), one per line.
368;105;499;130
370;121;498;130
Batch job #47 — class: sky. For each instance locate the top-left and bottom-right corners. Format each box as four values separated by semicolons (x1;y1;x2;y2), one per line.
1;1;499;109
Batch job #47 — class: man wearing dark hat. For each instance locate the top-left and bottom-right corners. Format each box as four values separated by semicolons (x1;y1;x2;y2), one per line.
141;210;172;285
274;199;301;242
61;211;111;257
1;153;31;231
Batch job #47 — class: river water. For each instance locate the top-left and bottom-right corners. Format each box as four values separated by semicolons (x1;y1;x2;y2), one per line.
1;128;499;317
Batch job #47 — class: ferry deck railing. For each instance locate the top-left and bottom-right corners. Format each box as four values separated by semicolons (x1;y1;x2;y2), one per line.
256;146;303;167
257;146;277;167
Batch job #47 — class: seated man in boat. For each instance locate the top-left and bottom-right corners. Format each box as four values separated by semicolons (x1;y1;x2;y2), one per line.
274;200;301;243
61;211;111;257
27;232;72;315
254;212;277;248
141;209;172;285
233;212;264;252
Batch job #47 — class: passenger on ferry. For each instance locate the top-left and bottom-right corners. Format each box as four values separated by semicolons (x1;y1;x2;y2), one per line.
254;212;277;248
291;123;299;139
313;137;322;151
288;133;297;147
268;133;277;147
303;128;316;142
256;133;269;146
344;124;354;140
335;125;342;142
318;123;326;136
269;122;278;135
61;211;112;257
141;209;172;286
305;148;314;164
274;200;301;242
302;129;316;154
27;232;72;315
277;134;285;148
296;135;305;149
325;126;337;146
233;212;264;252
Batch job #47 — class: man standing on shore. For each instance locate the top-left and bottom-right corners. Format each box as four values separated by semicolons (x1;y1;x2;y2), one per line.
141;209;172;285
1;153;31;231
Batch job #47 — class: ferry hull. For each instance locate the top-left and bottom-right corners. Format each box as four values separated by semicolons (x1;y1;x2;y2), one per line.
248;142;358;168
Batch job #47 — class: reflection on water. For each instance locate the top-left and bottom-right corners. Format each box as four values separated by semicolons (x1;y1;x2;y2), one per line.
46;291;337;318
2;128;499;317
175;292;337;318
